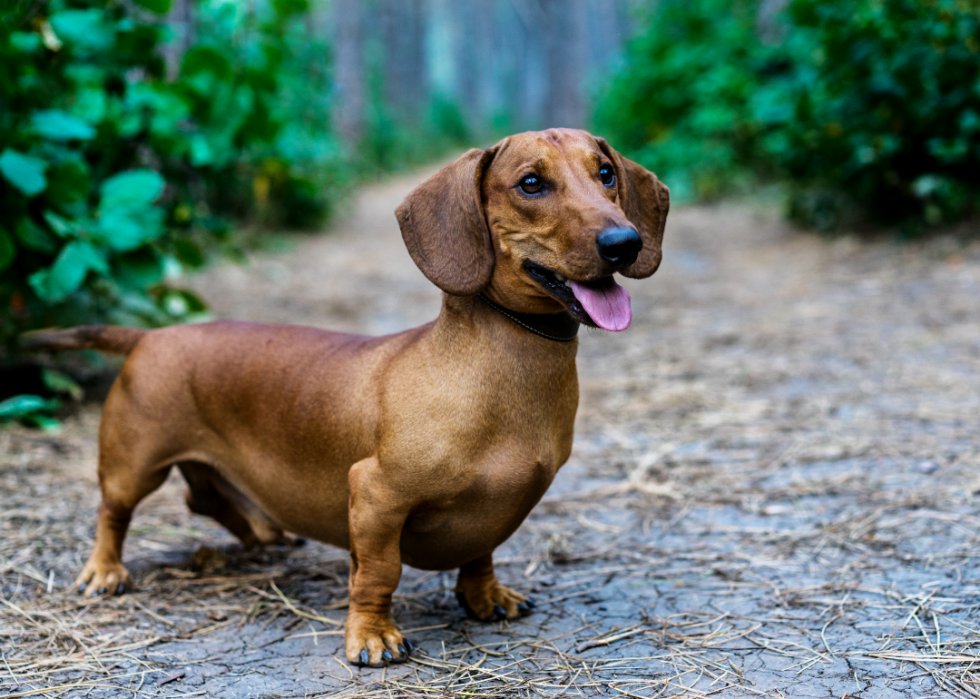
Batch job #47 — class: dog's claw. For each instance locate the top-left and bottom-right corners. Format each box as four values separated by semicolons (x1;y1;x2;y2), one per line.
345;611;409;667
456;590;478;619
525;597;536;609
404;638;414;653
74;560;131;599
456;584;532;622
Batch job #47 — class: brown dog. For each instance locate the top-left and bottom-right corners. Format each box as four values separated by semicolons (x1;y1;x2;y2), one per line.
25;129;668;667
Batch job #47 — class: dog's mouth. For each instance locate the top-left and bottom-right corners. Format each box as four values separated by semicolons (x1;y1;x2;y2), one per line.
523;260;632;332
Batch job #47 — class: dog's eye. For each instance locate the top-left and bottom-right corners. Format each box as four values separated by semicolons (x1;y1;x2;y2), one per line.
599;165;615;187
518;175;543;195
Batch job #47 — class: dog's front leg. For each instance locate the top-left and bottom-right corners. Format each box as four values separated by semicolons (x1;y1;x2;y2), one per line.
345;456;412;667
455;553;535;621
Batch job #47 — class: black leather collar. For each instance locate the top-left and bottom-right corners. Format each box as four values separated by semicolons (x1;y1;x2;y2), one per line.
478;293;580;342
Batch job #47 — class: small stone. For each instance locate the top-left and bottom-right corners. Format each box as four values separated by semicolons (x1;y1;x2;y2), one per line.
191;546;228;574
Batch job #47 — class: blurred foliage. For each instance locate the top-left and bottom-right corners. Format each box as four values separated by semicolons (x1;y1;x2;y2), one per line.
359;94;472;174
595;0;763;202
0;394;62;431
0;0;345;355
190;0;346;227
0;367;81;430
596;0;980;230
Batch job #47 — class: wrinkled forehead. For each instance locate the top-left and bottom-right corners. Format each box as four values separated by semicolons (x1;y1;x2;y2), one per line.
488;129;605;182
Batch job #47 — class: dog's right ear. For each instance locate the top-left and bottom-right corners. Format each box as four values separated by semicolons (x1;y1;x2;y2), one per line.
595;137;670;279
396;147;498;296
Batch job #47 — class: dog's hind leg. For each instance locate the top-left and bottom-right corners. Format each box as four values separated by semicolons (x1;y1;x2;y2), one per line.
180;463;302;548
455;553;535;621
75;455;171;597
75;380;180;597
179;463;262;548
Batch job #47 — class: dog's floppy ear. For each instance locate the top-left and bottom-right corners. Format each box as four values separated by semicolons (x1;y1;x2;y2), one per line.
596;137;670;279
395;147;498;296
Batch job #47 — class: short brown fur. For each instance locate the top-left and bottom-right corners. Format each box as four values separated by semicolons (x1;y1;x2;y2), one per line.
27;129;668;667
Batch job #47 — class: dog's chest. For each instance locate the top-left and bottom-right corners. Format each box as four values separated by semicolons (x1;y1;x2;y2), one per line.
400;447;558;569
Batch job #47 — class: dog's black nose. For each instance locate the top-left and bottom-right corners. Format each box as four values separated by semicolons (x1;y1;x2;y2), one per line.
596;228;642;268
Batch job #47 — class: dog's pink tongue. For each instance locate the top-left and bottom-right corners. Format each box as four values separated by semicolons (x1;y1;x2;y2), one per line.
568;279;632;331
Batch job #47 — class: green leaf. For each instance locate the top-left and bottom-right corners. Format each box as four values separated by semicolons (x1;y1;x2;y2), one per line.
42;368;83;401
273;0;309;17
116;111;143;138
0;227;15;272
31;110;96;141
181;46;233;79
23;414;62;432
42;211;79;238
94;211;147;250
162;288;208;318
174;239;205;268
16;218;57;253
10;31;42;53
100;170;165;210
29;241;108;302
0;149;48;197
0;394;60;420
95;207;165;251
133;0;171;14
49;9;114;53
46;161;91;208
93;170;166;250
114;248;164;289
73;88;108;125
109;289;170;327
189;134;214;166
65;64;105;85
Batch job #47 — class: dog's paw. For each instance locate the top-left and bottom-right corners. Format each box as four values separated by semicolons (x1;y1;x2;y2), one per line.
345;612;413;668
456;581;535;621
74;559;131;597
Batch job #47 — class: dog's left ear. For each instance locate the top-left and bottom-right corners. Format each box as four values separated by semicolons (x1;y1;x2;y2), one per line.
596;137;670;279
396;146;499;296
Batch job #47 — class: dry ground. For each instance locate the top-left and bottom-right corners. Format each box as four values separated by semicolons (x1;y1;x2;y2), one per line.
2;169;980;698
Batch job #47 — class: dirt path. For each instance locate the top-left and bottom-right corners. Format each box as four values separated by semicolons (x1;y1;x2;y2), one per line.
3;169;980;698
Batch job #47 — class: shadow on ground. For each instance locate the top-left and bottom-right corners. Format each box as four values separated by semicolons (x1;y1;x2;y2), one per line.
3;171;980;697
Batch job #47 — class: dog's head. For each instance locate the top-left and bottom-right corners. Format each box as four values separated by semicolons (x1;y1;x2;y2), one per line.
395;129;669;331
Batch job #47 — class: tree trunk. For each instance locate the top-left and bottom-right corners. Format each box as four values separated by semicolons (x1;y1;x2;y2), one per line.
163;0;195;81
756;0;789;44
333;0;366;147
542;0;586;128
379;0;425;124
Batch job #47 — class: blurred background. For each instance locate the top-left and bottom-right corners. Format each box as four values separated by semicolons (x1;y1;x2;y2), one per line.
1;0;979;425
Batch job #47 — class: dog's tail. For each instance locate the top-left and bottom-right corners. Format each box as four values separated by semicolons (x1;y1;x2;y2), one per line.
20;325;148;356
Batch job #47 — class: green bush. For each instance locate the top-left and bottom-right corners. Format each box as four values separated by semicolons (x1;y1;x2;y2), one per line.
594;0;764;202
359;93;473;175
1;0;200;345
0;0;344;354
0;367;81;430
595;0;980;229
186;0;346;227
771;0;980;228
